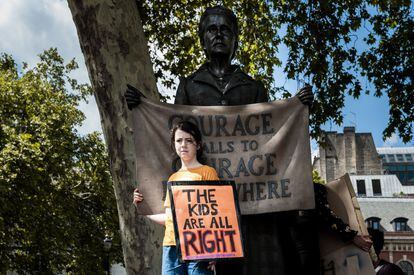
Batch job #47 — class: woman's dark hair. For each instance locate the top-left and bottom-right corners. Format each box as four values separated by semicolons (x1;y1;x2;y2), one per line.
198;6;239;59
170;120;204;162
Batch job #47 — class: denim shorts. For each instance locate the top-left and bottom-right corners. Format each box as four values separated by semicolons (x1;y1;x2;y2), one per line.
162;246;213;275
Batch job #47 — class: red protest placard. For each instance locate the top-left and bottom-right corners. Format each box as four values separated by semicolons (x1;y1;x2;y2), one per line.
168;181;244;261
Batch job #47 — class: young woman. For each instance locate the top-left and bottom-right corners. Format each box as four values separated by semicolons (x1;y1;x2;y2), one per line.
133;121;218;275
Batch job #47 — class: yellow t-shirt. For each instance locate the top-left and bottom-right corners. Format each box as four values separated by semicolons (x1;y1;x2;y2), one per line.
163;165;219;246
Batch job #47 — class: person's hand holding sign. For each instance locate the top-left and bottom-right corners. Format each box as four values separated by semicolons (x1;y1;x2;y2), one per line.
352;234;373;252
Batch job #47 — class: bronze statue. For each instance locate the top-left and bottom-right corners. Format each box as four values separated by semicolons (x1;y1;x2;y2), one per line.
174;7;267;106
126;6;317;275
126;6;313;109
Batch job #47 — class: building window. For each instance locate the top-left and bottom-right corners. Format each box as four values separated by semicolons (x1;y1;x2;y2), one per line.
397;172;408;183
366;217;381;230
397;165;406;171
356;180;366;196
385;165;398;171
405;154;413;161
408;172;414;184
379;154;385;160
397;154;404;162
392;217;409;231
372;179;382;196
388;154;396;162
383;164;414;185
398;260;413;275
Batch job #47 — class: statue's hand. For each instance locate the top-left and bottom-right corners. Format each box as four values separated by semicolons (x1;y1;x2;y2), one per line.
125;84;145;110
295;85;314;107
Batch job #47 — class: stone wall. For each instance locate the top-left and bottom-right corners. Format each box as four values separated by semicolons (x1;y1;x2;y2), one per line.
313;127;382;182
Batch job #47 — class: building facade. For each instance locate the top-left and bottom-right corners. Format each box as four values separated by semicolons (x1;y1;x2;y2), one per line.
313;127;383;183
313;127;414;274
378;147;414;186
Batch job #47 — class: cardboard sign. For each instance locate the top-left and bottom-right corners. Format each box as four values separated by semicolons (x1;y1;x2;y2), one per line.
168;181;244;261
319;174;376;275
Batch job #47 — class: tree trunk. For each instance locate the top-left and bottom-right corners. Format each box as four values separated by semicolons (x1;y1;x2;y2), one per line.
67;0;163;274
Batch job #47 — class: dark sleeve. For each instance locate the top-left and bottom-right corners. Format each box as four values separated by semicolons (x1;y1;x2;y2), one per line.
255;81;269;103
388;264;405;275
314;183;358;242
174;77;189;105
379;263;405;275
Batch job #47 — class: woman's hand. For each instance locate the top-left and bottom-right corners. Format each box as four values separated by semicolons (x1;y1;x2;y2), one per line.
133;188;144;206
352;234;373;252
133;188;166;225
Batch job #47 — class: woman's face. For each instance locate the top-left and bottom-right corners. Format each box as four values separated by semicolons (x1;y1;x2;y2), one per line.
174;129;199;162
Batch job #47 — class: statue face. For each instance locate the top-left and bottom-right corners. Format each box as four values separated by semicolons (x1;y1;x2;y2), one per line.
202;14;236;59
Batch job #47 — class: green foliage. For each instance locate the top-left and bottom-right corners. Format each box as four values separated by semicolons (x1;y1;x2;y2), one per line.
0;49;122;274
312;169;325;184
138;0;413;142
359;0;414;142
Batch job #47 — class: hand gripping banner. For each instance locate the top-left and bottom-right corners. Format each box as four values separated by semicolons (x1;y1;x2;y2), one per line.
132;98;314;215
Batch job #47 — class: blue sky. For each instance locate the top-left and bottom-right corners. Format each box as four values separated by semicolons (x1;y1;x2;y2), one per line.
1;0;412;151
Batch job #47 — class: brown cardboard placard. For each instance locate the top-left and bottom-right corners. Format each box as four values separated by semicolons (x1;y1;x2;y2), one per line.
168;181;244;261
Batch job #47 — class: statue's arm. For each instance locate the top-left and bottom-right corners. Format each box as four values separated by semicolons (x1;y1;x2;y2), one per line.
174;77;190;105
256;81;269;103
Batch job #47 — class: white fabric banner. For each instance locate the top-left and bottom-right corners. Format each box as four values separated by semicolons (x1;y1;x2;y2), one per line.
132;98;314;215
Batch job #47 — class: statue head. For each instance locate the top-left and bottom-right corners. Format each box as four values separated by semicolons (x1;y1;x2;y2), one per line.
198;6;239;61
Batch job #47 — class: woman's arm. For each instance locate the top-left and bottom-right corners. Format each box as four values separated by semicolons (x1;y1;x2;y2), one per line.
146;214;166;225
133;188;166;225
